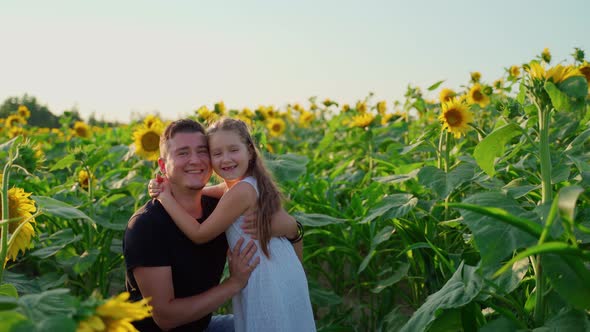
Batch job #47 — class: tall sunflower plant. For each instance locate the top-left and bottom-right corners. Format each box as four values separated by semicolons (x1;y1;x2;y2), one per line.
401;53;590;331
407;63;589;330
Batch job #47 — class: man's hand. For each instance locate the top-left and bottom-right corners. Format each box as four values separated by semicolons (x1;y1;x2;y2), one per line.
227;237;260;290
241;209;298;239
241;210;258;238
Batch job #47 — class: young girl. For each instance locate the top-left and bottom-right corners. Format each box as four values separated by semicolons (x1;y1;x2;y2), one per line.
151;118;316;332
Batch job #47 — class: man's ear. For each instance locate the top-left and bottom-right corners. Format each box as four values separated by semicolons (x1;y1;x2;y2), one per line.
157;158;166;174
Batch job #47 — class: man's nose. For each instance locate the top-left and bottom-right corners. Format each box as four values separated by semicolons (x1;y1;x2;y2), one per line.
188;152;204;164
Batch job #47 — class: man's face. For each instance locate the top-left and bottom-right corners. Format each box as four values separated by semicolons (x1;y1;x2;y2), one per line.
158;132;212;193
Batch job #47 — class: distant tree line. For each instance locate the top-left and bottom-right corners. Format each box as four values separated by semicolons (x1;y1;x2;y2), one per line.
0;94;121;127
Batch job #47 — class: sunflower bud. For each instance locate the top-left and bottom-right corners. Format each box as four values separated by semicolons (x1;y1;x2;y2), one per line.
572;47;585;63
541;48;551;63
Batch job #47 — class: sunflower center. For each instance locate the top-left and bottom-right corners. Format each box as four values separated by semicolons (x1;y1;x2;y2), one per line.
472;90;483;101
141;132;161;152
76;128;88;137
272;124;282;132
445;110;462;126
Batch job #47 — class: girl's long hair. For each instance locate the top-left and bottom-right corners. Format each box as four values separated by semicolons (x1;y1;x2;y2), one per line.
208;118;282;258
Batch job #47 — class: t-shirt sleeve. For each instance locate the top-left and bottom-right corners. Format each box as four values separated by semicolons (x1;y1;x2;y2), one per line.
124;211;170;270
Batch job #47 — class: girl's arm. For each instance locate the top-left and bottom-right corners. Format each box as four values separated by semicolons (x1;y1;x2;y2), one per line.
148;179;227;199
202;182;227;199
158;179;257;244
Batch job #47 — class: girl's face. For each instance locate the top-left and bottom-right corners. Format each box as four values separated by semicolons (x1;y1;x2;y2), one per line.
208;130;252;182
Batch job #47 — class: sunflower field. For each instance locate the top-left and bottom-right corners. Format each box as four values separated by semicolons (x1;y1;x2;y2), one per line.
1;48;590;331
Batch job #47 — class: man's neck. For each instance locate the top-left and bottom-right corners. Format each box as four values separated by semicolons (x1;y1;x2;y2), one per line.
170;187;203;219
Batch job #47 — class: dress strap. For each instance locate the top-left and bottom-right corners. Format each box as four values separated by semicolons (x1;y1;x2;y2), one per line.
240;176;259;197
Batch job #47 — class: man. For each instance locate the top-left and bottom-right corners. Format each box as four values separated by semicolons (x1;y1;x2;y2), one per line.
124;119;259;331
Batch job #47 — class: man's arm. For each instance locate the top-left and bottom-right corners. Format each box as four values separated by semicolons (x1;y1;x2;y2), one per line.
133;238;259;331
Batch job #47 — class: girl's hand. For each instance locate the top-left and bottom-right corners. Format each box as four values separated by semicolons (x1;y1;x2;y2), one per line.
148;174;165;198
156;177;173;202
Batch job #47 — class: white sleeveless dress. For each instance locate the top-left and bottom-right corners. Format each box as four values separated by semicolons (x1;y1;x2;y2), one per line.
225;176;316;332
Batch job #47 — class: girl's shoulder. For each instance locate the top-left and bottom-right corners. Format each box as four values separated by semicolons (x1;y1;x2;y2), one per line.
240;176;258;190
225;178;258;201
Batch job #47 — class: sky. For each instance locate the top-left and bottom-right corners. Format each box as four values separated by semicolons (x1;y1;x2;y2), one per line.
1;0;589;123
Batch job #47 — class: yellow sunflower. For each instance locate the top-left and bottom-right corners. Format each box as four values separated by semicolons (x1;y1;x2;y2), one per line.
468;83;490;107
546;64;582;83
240;107;254;119
196;105;218;124
78;170;93;189
541;47;551;63
5;115;26;128
439;88;456;104
133;125;163;161
292;103;305;113
266;118;286;137
439;98;473;138
341;104;350;112
77;292;152;332
376;101;387;115
509;65;521;78
298;111;315;128
235;114;252;127
1;187;37;264
214;101;227;115
527;62;583;84
143;115;163;129
356;101;367;114
51;128;64;137
17;105;31;118
258;105;277;119
470;71;481;83
73;121;91;138
350;113;375;128
8;126;26;138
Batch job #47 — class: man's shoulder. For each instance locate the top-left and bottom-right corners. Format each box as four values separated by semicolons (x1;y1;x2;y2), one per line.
127;200;168;232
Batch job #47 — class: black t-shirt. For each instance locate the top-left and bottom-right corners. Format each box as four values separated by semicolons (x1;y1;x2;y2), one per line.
123;196;228;332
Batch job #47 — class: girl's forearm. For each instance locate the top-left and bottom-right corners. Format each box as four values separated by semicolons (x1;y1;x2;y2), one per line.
159;195;202;242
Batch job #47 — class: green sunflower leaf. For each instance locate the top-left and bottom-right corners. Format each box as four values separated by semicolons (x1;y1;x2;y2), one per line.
473;123;522;177
545;81;571;112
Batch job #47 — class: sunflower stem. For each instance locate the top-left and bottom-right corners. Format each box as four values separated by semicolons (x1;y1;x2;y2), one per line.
533;103;552;326
437;129;445;169
367;128;374;178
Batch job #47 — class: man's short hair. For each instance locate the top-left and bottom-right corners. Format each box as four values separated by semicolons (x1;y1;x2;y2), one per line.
160;119;207;158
